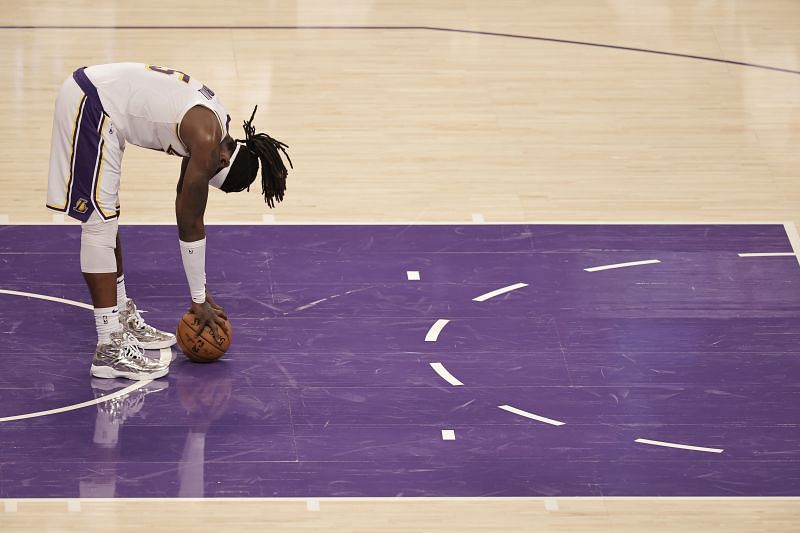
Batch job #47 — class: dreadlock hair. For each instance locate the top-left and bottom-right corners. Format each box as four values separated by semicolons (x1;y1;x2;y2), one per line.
220;106;292;208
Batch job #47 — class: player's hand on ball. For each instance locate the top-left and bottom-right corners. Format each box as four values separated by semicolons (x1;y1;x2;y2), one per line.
204;290;227;318
190;300;227;338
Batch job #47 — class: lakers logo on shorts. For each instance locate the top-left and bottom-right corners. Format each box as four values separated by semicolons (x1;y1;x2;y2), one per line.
74;198;89;214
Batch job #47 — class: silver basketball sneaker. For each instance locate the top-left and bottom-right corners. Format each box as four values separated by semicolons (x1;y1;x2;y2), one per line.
90;331;169;381
120;298;176;350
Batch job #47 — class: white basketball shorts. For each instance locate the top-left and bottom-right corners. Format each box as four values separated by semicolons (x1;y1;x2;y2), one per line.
46;68;124;222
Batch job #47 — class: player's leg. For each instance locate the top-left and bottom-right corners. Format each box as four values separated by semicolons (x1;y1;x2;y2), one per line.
114;228;177;349
47;70;167;379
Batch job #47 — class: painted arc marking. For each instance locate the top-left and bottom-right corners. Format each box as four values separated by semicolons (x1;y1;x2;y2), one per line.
472;282;528;302
738;252;796;257
584;259;661;272
498;404;565;426
784;222;800;268
441;429;456;441
0;380;153;423
425;319;450;342
406;270;420;281
430;362;464;386
0;288;171;423
635;438;723;454
0;289;93;310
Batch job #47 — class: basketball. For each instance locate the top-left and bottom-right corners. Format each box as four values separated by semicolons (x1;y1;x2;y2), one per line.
176;311;232;363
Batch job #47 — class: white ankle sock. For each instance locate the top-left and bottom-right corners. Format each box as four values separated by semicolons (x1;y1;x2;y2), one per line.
94;306;121;344
116;275;128;307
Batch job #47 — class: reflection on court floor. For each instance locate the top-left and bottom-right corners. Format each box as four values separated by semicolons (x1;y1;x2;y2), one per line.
0;224;798;497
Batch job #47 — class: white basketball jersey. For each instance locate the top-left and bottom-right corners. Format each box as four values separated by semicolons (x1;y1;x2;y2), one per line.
84;63;229;157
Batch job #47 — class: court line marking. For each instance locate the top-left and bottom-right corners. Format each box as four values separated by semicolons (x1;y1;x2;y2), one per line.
784;222;800;268
0;220;791;226
472;282;528;302
635;438;723;454
0;25;796;75
425;319;450;342
306;499;320;512
0;289;171;423
738;252;796;257
441;429;456;441
498;405;565;426
406;270;420;281
584;259;661;272
160;347;174;364
430;362;464;386
2;496;797;502
0;380;152;423
0;289;93;310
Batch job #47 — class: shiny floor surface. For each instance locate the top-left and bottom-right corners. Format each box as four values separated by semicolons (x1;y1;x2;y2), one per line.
1;223;798;498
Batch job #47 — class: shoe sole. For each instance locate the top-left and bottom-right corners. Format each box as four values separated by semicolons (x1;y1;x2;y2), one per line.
90;365;169;381
138;337;177;350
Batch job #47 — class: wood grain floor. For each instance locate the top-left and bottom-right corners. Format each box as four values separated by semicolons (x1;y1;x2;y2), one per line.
1;1;799;531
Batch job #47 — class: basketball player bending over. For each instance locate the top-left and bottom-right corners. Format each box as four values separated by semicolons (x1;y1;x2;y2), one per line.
46;63;291;381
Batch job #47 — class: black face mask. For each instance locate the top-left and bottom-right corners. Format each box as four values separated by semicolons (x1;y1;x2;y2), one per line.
220;146;258;193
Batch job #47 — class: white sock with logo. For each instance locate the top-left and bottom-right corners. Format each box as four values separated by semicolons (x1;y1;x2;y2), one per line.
116;275;128;308
94;306;121;345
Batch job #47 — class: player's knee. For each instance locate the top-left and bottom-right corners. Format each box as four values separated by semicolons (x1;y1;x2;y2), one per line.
80;218;118;273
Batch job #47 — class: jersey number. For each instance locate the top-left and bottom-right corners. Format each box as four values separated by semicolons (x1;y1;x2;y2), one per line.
146;65;216;100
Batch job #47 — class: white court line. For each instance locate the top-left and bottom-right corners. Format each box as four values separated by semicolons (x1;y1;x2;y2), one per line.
472;282;528;302
306;499;320;511
406;270;420;281
430;362;464;386
425;319;450;342
784;222;800;268
159;347;174;364
0;289;93;310
471;213;485;223
0;220;790;226
0;380;152;423
584;259;661;272
498;404;565;426
635;438;723;454
544;498;559;511
738;252;796;257
3;496;796;503
441;429;456;441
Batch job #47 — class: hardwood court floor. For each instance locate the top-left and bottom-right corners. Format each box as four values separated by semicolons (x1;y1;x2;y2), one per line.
1;1;799;531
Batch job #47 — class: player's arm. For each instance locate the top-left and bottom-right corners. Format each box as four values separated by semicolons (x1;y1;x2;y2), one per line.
176;106;227;333
176;155;225;316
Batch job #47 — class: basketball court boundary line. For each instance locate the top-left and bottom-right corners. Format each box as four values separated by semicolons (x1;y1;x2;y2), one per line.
0;24;797;75
2;496;797;502
783;222;800;268
0;220;793;226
